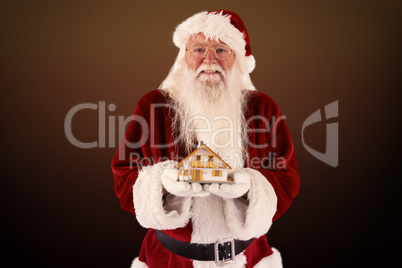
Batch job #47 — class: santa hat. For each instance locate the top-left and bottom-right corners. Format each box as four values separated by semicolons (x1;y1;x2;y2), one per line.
173;10;256;73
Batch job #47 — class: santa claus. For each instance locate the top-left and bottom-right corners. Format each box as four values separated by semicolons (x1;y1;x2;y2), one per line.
112;10;300;268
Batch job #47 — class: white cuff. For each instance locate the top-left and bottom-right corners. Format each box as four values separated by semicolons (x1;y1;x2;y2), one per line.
131;257;148;268
223;168;277;240
254;248;282;268
133;160;192;230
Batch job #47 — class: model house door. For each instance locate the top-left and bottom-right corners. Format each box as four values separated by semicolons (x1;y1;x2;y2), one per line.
192;170;203;181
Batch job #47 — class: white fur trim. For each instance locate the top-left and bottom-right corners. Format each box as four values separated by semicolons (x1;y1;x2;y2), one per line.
193;252;246;268
245;55;255;73
254;248;282;268
193;248;281;268
129;250;281;268
130;257;148;268
173;11;257;74
133;160;192;230
173;11;246;58
223;168;277;240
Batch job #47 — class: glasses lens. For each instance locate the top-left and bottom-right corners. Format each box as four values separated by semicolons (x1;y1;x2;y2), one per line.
189;44;231;59
215;45;230;59
190;45;206;57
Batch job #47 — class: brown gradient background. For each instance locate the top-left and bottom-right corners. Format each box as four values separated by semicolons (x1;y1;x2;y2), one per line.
1;1;401;267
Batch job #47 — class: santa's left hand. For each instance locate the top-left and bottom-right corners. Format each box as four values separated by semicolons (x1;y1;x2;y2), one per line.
206;170;250;199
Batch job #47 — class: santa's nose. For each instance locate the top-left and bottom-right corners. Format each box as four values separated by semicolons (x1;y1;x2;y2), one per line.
203;49;218;65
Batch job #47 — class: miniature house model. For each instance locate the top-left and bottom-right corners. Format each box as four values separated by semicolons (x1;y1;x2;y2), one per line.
175;142;233;184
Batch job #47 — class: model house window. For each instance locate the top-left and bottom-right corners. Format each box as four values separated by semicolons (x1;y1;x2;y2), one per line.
212;170;222;177
208;155;214;162
196;155;201;161
180;170;189;175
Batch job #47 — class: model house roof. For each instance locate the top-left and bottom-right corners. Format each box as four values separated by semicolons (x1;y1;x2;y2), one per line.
175;144;232;169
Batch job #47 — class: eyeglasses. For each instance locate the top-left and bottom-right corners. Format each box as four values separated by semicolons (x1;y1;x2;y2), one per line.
186;44;232;60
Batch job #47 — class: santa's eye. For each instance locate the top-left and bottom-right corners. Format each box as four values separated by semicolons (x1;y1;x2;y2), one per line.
193;47;206;53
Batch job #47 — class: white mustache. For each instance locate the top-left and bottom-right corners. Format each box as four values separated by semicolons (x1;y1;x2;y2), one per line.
196;64;225;76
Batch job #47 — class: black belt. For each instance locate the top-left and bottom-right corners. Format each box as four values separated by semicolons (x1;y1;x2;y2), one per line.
155;230;254;265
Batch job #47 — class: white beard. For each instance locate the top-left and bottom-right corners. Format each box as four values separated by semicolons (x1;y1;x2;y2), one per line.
159;60;256;267
168;62;249;169
168;65;250;267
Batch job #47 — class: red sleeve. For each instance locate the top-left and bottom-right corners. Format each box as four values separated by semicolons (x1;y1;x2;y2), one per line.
111;90;181;214
111;103;146;215
111;90;163;214
245;92;300;221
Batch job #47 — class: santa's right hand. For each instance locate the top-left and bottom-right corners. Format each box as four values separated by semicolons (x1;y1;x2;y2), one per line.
161;169;210;197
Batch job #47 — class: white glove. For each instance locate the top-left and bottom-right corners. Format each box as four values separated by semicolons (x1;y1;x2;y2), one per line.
161;168;210;197
206;169;250;199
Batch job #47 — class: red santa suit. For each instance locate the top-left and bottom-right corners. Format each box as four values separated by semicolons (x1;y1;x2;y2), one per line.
111;89;300;267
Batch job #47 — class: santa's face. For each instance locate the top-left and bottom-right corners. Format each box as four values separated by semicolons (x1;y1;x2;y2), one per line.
185;33;235;86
